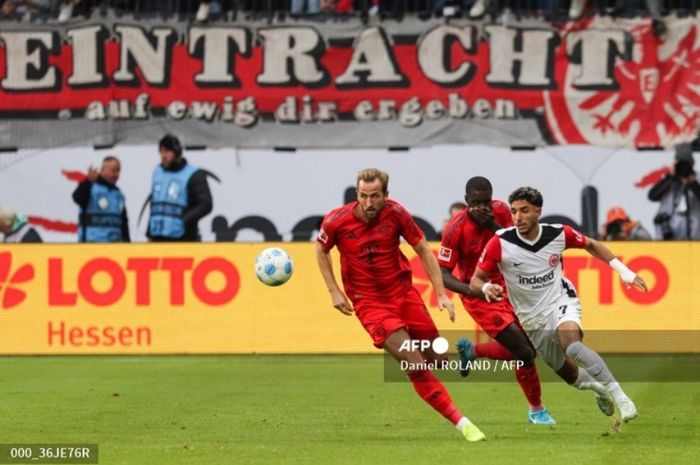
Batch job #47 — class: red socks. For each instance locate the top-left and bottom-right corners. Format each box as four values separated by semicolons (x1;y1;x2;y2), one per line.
515;365;543;410
473;342;543;409
473;341;514;360
408;370;463;425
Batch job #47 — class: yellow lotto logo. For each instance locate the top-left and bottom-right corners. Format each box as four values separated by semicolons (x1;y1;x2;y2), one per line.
0;242;697;354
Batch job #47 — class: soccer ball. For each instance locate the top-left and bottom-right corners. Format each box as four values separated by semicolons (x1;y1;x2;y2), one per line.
254;247;294;286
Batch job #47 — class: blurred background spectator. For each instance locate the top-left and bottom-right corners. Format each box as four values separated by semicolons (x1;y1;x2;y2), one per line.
599;206;651;241
1;0;21;20
291;0;320;15
0;0;89;22
570;1;666;35
439;201;467;236
648;144;700;240
0;205;42;243
57;0;86;21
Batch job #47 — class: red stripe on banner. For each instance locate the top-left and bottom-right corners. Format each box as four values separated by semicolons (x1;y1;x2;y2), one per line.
27;216;77;233
61;169;86;183
635;166;671;188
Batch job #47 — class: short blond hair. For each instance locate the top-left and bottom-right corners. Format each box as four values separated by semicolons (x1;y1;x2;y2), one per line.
356;168;389;193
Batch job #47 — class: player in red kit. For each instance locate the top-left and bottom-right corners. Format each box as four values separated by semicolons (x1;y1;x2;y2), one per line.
439;177;556;425
315;168;486;442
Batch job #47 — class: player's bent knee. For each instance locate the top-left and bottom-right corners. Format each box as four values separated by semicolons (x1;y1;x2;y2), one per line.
557;322;583;350
512;345;536;365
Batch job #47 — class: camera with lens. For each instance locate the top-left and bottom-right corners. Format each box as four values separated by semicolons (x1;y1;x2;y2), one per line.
605;220;624;240
675;160;695;179
654;212;674;240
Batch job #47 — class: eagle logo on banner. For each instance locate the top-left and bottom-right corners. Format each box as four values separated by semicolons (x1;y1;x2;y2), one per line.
546;17;700;148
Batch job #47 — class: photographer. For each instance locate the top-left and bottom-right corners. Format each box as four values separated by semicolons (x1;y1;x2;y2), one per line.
648;144;700;240
599;206;651;241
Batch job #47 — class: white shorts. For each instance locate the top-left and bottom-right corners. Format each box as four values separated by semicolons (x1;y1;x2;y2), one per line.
524;294;583;371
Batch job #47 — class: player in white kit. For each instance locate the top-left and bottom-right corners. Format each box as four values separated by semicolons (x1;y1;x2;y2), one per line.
469;187;647;422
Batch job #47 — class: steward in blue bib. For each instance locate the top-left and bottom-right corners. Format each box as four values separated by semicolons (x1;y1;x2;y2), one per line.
148;163;198;239
147;134;213;241
72;157;130;243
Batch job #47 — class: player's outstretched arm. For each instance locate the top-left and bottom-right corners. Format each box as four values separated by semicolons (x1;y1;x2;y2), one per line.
413;238;455;322
440;266;476;296
469;267;504;302
315;242;353;315
584;237;648;292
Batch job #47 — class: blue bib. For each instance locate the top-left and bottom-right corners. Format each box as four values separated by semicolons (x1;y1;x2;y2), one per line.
79;182;125;242
149;164;197;238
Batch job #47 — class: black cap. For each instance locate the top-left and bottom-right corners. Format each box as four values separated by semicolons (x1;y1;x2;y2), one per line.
675;143;694;164
159;134;182;157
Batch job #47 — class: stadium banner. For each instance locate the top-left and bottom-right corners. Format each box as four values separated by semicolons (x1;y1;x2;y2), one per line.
0;242;697;355
0;14;699;149
0;145;681;243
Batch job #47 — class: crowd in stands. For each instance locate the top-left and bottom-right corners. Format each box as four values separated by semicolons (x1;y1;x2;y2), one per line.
1;0;699;22
0;0;98;21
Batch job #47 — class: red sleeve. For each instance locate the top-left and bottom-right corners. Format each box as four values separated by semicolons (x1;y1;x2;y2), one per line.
477;236;501;274
335;0;353;12
316;213;337;251
563;225;587;249
394;203;424;247
438;217;461;270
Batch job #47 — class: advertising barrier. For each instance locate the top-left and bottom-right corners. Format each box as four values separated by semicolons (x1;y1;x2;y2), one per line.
0;242;697;354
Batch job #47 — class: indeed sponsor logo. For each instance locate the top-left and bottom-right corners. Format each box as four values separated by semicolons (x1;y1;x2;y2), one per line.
518;269;555;286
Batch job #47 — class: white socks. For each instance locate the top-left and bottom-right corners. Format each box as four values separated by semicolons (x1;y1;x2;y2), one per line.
456;417;471;431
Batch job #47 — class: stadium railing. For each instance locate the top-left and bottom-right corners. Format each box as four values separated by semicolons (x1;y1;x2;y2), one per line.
1;0;699;23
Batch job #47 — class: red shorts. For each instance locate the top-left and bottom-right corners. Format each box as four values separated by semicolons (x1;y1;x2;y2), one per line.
354;287;440;348
461;295;519;338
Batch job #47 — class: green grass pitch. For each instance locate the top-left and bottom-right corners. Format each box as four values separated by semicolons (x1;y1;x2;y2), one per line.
0;355;697;465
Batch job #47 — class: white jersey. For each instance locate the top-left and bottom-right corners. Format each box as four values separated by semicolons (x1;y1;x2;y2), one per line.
478;223;587;330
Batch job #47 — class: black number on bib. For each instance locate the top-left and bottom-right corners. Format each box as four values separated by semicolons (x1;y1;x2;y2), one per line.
559;305;567;315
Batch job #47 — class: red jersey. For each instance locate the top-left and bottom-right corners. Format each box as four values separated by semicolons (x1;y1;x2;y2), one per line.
317;199;424;303
438;200;512;303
